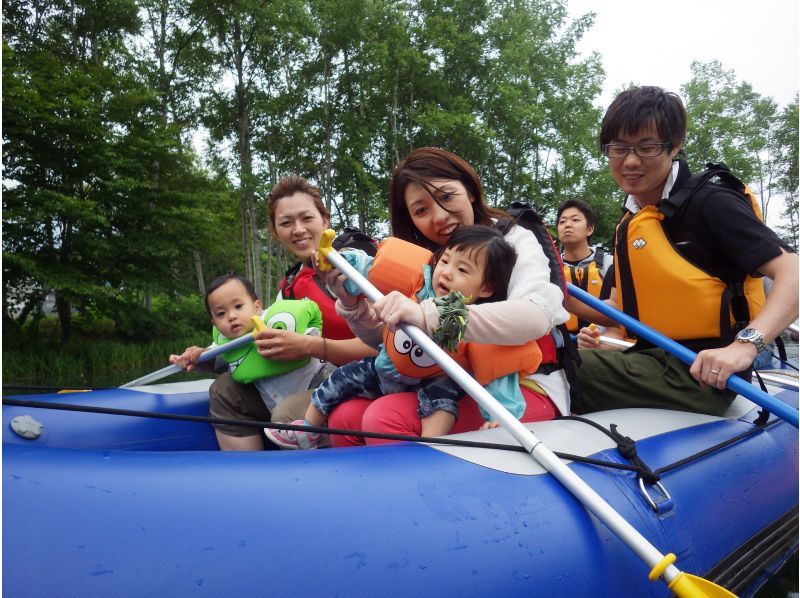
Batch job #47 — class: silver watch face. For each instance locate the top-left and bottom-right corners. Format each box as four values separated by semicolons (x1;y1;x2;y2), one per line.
738;328;758;341
737;328;765;352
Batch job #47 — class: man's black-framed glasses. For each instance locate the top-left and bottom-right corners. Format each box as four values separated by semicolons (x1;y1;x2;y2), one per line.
601;142;672;159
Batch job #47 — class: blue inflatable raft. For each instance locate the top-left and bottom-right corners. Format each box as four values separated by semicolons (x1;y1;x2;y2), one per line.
3;375;798;597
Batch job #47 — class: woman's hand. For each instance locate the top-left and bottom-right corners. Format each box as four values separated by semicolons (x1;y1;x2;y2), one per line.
373;291;425;331
576;325;602;349
479;420;501;430
169;346;205;372
254;328;317;361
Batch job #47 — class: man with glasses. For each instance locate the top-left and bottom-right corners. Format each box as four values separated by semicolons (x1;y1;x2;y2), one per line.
568;85;797;416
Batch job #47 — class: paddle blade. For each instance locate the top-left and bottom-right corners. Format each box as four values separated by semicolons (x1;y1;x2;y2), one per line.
668;572;736;598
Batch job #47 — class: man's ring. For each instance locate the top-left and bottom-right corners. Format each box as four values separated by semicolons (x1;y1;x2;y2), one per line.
710;370;720;375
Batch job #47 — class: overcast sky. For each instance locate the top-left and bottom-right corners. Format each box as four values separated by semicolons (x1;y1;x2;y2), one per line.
566;0;799;109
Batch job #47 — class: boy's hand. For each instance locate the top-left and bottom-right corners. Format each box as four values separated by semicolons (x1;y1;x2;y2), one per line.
169;346;205;372
576;324;602;349
479;420;501;430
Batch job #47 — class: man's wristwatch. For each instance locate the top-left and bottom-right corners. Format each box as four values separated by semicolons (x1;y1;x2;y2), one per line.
736;328;766;353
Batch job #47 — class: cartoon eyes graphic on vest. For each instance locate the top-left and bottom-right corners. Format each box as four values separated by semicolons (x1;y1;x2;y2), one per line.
632;238;647;249
392;329;436;368
266;311;298;332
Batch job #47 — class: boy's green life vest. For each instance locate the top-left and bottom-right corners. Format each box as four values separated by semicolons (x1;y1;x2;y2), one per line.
211;299;324;384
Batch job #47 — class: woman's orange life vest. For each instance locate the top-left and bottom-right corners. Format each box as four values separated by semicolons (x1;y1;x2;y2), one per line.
614;205;765;343
369;237;543;384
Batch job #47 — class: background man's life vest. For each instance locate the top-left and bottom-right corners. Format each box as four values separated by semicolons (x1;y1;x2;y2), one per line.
563;247;606;333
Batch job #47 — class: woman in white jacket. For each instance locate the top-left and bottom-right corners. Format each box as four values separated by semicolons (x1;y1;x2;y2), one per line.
323;147;571;446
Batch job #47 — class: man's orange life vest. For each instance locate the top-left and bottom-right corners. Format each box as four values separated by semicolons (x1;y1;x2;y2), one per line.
563;249;606;333
614;164;765;344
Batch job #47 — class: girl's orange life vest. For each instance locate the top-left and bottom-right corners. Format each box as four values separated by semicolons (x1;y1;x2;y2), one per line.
368;237;542;385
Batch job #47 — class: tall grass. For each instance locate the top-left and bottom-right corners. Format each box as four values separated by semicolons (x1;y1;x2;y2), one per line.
3;336;212;391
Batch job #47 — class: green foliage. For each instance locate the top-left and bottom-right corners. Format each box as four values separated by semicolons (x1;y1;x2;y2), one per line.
3;336;211;390
3;1;241;343
2;295;211;388
773;97;799;249
3;0;796;360
682;61;795;228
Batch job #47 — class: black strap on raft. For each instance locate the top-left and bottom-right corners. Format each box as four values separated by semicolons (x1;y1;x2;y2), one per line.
499;202;585;406
751;370;772;426
280;226;378;300
560;414;778;489
774;336;789;363
0;397;636;471
559;415;661;485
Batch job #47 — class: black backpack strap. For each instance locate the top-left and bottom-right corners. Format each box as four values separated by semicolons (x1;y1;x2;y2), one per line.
279;261;304;299
557;323;586;406
504;202;588;405
592;246;605;271
660;162;747;219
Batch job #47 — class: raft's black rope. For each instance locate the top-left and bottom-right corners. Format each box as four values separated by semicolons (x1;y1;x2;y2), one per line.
3;385;113;392
11;396;782;479
653;418;780;477
559;414;781;483
1;397;648;473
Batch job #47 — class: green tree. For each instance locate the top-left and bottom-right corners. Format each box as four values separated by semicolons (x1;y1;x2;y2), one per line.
773;97;799;248
682;61;781;220
481;0;605;221
3;0;236;342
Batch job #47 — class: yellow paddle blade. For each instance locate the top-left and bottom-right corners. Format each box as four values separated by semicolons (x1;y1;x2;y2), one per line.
668;572;737;598
316;229;336;272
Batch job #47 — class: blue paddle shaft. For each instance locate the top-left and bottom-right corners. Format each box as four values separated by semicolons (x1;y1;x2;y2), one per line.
567;283;799;428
